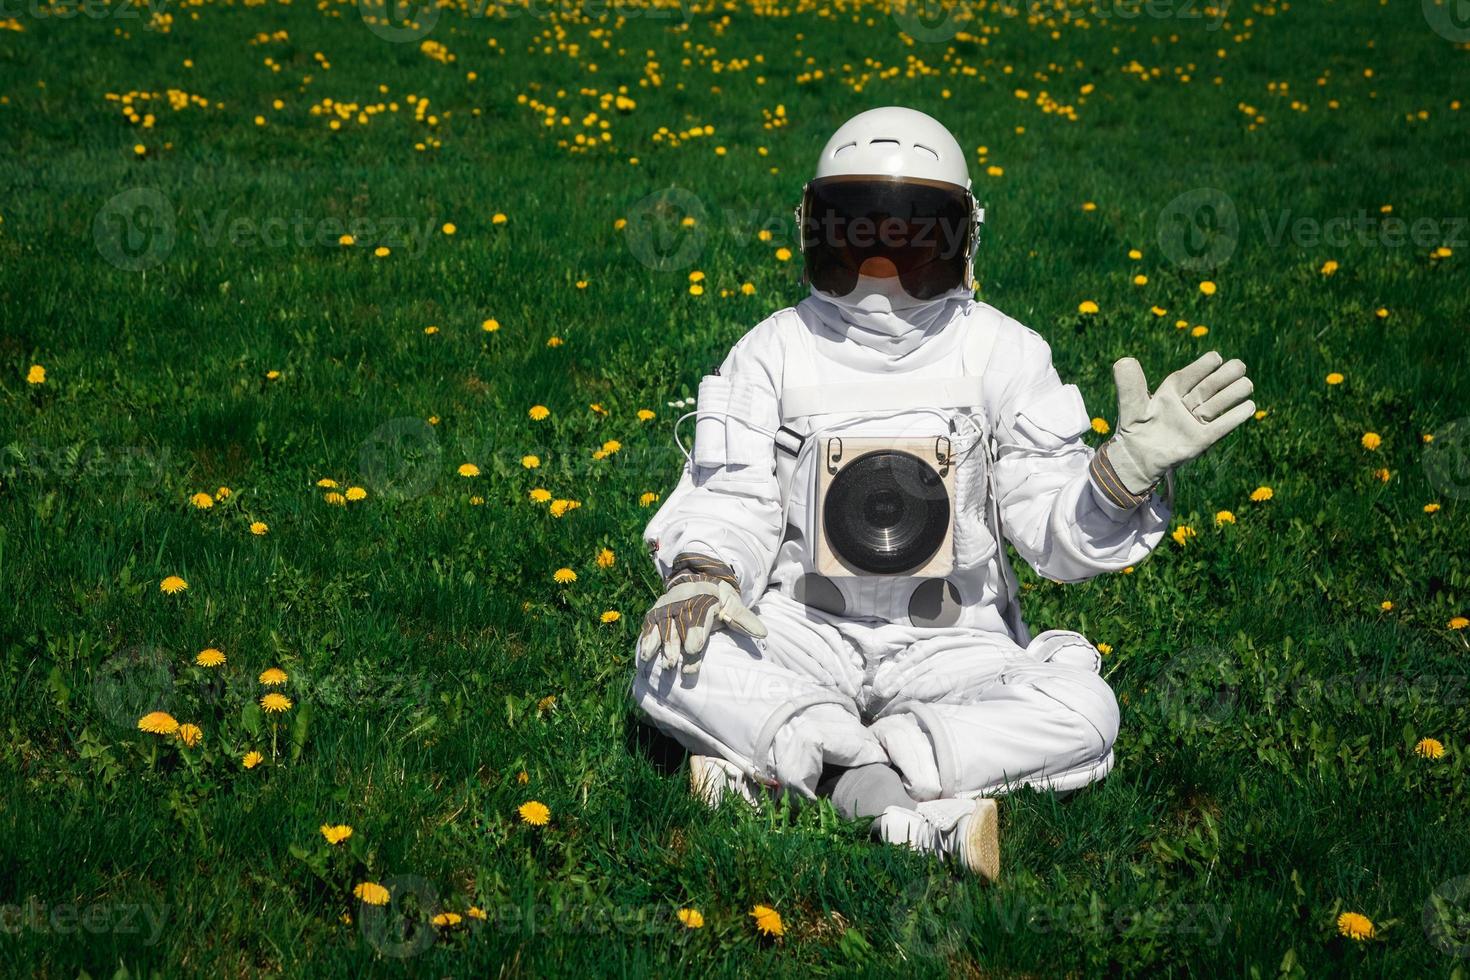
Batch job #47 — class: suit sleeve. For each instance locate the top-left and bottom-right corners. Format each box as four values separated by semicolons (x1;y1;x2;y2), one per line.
989;329;1170;583
642;322;785;605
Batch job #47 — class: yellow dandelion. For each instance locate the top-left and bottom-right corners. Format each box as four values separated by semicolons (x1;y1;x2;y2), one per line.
1449;616;1468;630
467;906;487;920
1150;305;1167;317
529;405;550;421
600;610;621;624
1336;911;1374;941
316;478;339;488
1361;432;1381;450
249;519;268;533
1198;280;1217;296
345;486;366;501
1373;468;1391;482
602;439;622;454
1326;372;1344;385
458;463;481;478
1375;307;1389;319
516;770;529;784
196;648;226;668
613;218;627;230
596;548;615;568
259;667;288;686
354;882;391;906
521;455;540;469
1215;510;1236;526
190;492;215;510
324;492;346;506
432;912;462;927
441;222;456;236
1191;325;1209;338
215;487;231;500
1250;486;1274;502
1091;417;1110;435
529;488;552;503
469;496;484;506
1171;525;1197;546
423;325;439;335
637;408;656;421
1096;642;1113;655
138;711;179;735
320;824;354;845
242;750;264;769
373;246;390;258
1078;300;1099;315
492;212;507;225
537;695;556;712
547;335;564;347
159;575;188;594
1425;502;1442;514
1380;600;1393;611
639;491;659;507
553;568;577;584
677;908;705;929
741;282;756;295
338;233;354;246
1415;737;1445;760
1320;259;1339;276
177;723;202;748
1128;249;1143;260
26;364;46;385
1132;274;1148;286
261;692;293;713
1082;201;1097;212
774;247;792;262
518;800;550;826
482;317;501;332
750;905;784;937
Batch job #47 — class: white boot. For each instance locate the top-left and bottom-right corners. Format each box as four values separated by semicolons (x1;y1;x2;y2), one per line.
688;755;763;808
877;798;999;881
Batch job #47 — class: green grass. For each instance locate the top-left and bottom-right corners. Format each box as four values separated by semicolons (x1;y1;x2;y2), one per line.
2;0;1469;974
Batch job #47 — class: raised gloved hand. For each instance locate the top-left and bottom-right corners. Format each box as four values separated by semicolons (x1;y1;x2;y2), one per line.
637;553;767;676
1091;351;1255;507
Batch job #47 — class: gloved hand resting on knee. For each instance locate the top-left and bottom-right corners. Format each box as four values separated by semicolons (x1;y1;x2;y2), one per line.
637;552;767;677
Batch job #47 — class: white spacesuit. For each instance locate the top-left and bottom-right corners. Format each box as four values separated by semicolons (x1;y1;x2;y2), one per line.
631;108;1255;878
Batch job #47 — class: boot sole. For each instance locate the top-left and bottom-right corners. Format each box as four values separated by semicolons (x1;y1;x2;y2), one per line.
963;798;1000;882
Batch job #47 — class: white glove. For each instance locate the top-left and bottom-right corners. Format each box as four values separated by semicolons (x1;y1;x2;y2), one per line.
637;553;767;676
1091;351;1255;506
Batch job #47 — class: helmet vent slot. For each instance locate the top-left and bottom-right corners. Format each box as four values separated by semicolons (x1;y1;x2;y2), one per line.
867;138;900;147
913;143;939;161
831;141;858;156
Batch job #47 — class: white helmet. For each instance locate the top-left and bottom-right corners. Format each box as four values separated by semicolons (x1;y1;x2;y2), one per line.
795;107;983;298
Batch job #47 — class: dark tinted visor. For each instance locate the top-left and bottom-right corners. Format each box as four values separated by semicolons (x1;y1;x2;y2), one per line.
800;175;973;300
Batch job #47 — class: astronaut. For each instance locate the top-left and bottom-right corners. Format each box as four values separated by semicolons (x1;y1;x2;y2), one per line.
631;107;1256;879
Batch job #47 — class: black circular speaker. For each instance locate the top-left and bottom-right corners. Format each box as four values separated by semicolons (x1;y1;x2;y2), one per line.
823;450;950;574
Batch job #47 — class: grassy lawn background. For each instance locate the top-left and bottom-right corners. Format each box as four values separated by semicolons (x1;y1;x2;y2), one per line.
2;0;1469;973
